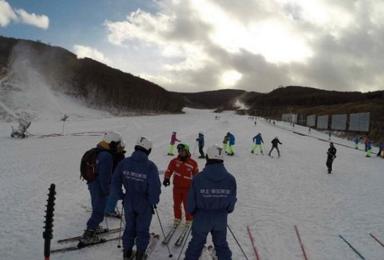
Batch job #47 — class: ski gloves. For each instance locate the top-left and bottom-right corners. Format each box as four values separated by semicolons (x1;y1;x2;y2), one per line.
163;178;170;187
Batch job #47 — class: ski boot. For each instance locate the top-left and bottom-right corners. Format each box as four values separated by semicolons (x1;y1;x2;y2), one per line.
105;211;122;219
95;225;108;234
123;249;133;260
136;249;146;260
185;220;192;228
174;218;181;227
79;228;102;245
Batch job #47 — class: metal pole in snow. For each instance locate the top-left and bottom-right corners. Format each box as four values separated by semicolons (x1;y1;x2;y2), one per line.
294;225;308;260
339;235;365;260
247;226;260;260
370;233;384;248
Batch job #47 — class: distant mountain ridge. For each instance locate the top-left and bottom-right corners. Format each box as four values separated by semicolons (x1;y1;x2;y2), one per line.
1;36;383;140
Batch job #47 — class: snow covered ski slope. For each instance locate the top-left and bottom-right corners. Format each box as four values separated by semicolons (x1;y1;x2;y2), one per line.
0;109;383;260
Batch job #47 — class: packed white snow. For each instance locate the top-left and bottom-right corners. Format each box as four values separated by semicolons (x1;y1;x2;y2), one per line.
0;104;383;260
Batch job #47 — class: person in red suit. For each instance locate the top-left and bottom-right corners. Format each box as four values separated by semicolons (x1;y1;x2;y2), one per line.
163;143;199;227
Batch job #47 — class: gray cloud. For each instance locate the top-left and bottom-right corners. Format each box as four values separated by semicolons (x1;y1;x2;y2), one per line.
104;0;384;93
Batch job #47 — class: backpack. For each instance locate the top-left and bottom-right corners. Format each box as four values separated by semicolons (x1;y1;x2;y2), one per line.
80;148;100;182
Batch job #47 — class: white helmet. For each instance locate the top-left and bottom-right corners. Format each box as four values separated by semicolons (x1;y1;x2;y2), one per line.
199;131;203;135
136;136;153;151
206;144;224;161
103;131;122;144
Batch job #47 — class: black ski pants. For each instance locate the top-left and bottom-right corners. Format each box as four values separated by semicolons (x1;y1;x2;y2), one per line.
268;146;280;156
199;146;205;158
326;156;334;171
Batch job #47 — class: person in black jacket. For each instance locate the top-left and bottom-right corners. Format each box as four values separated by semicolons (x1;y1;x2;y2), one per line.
268;137;282;157
326;142;337;174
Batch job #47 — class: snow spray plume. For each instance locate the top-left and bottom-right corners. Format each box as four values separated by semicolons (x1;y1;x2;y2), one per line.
9;42;64;116
43;184;56;260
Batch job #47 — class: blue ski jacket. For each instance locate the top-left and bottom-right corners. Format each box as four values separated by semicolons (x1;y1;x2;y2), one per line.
367;142;372;150
253;135;264;145
227;133;235;145
187;162;237;218
89;144;114;196
196;134;205;147
111;150;161;206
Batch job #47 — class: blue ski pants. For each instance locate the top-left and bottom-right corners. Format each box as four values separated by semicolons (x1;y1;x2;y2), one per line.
87;182;107;230
185;210;232;260
123;196;153;251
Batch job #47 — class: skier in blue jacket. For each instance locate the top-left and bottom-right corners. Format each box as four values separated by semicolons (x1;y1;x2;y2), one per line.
196;132;205;159
112;136;161;260
185;144;237;260
251;133;264;154
80;131;123;245
227;132;235;156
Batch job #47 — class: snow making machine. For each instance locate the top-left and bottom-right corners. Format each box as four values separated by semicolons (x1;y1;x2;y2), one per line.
11;118;31;138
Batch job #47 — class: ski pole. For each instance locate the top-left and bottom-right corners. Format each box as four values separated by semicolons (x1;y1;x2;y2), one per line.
339;235;365;260
154;206;173;258
227;225;249;260
117;205;124;248
177;226;192;260
247;226;260;260
104;212;109;230
370;233;384;247
116;206;126;227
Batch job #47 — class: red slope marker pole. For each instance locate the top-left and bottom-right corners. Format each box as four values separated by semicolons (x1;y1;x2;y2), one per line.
247;226;260;260
370;233;384;247
294;225;308;260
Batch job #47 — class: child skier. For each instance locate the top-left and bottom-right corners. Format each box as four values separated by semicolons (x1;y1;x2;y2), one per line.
227;132;235;156
251;133;264;154
105;140;126;218
196;132;205;159
168;131;180;156
366;140;372;157
354;136;360;149
222;134;229;154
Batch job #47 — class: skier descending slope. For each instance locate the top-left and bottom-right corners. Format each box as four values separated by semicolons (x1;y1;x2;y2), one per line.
111;136;161;260
268;136;282;158
185;145;237;260
326;142;337;174
251;133;264;155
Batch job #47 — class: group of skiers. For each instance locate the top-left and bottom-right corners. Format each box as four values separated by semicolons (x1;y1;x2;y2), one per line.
354;136;383;158
82;131;237;260
79;128;381;260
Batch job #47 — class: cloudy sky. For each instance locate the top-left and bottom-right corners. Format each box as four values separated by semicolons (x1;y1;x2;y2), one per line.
1;0;384;93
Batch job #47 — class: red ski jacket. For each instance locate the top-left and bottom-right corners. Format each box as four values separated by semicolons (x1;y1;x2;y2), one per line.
164;156;199;189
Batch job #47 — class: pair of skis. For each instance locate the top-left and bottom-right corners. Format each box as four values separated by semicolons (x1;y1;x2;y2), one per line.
52;229;160;259
162;222;191;246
